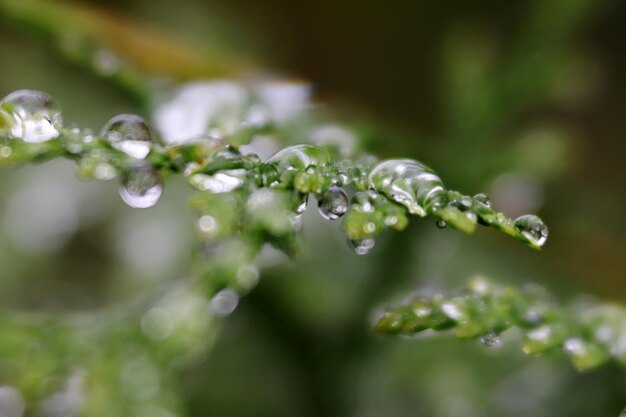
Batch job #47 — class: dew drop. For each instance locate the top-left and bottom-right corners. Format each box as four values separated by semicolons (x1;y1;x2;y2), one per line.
449;195;473;211
0;89;63;143
119;162;163;209
266;144;331;171
473;193;491;207
236;264;260;290
368;159;444;216
318;186;349;220
210;289;239;317
480;330;501;348
513;214;548;247
141;306;173;341
295;193;309;217
187;171;245;193
101;114;153;159
197;215;218;235
349;237;375;255
436;219;447;229
0;146;12;158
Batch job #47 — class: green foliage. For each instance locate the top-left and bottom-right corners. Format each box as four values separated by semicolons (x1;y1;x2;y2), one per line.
375;277;626;371
0;0;624;415
0;88;549;290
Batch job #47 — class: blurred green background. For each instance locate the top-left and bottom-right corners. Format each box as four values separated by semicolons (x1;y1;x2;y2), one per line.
0;0;625;416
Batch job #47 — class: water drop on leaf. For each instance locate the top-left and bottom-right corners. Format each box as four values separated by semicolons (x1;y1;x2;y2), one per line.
473;193;491;207
266;144;331;171
101;114;153;159
318;186;349;220
119;162;163;209
0;89;63;143
368;159;444;216
436;219;447;229
514;214;548;247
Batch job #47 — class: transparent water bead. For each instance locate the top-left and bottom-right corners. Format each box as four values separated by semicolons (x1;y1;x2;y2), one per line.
473;193;491;207
480;331;501;348
119;162;163;208
266;144;331;171
368;159;444;216
513;214;548;247
187;170;245;193
0;89;63;143
211;289;240;317
350;237;375;255
318;186;349;220
101;114;153;159
295;192;309;217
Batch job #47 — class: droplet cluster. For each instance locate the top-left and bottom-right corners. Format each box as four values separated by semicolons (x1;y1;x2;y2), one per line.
0;89;551;309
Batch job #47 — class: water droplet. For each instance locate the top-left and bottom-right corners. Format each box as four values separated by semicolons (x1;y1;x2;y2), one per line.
290;193;307;217
480;331;501;347
197;215;218;235
236;264;260;290
141;306;174;341
94;162;117;180
436;219;447;229
187;171;245;193
266;144;331;171
318;186;349;220
368;159;444;216
101;114;153;159
211;289;239;317
563;337;609;370
349;237;375;255
0;89;63;143
0;146;12;158
473;193;491;207
119;162;163;209
449;195;473;211
93;49;119;76
513;214;548;247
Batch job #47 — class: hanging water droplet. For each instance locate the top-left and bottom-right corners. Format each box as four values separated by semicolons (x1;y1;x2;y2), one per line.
436;219;447;229
295;193;308;217
368;159;444;216
513;214;548;247
349;237;375;255
119;162;163;209
101;114;153;159
318;186;349;220
210;289;239;317
0;89;63;143
473;193;491;207
480;330;501;348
